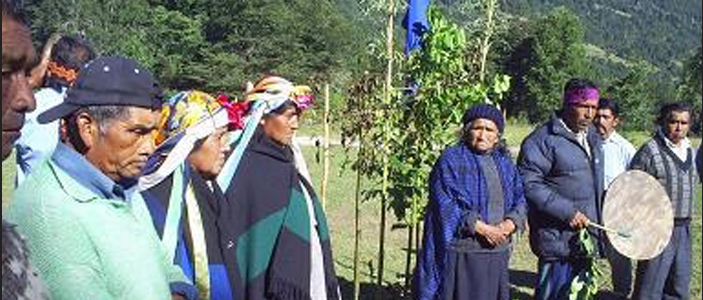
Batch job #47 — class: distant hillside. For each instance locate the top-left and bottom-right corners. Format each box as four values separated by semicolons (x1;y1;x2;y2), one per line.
499;0;702;76
334;0;703;75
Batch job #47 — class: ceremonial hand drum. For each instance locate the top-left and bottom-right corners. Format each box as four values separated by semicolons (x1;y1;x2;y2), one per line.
602;170;674;260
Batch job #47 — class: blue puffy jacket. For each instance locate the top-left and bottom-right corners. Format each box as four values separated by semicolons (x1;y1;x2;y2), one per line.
517;114;605;260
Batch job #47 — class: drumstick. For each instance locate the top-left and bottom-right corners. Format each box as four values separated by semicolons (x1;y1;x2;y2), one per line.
588;222;632;238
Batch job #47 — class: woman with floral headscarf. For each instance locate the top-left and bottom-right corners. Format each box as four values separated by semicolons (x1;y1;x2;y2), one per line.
216;76;340;300
134;90;235;300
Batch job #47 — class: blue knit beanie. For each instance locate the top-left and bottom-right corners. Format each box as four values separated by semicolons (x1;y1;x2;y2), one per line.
462;104;504;133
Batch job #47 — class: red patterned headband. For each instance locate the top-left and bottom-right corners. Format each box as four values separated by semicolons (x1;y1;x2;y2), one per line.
47;61;78;85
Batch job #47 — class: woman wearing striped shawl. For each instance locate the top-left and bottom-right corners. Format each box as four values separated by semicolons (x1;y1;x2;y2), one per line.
415;104;527;300
137;91;234;300
218;76;340;300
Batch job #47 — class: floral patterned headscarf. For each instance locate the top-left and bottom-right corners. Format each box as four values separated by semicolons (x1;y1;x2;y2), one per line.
214;76;314;192
154;90;228;146
244;76;314;114
141;90;230;190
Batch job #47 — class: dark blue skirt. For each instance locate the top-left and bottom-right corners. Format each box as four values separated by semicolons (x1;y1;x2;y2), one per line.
442;238;511;300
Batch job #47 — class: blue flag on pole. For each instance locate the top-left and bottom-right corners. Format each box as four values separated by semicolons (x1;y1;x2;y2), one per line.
403;0;430;55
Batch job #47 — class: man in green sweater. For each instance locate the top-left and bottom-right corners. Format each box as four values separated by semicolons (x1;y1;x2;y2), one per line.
7;57;198;300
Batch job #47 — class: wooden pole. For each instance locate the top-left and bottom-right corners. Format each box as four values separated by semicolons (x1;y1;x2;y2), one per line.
413;219;422;298
415;221;422;259
353;129;363;300
404;223;414;294
377;0;395;297
320;83;331;209
478;0;497;84
404;194;420;296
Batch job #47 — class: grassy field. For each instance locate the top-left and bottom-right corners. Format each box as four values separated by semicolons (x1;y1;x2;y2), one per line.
2;126;701;299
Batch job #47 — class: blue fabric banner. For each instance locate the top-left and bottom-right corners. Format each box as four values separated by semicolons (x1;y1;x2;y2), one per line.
403;0;430;55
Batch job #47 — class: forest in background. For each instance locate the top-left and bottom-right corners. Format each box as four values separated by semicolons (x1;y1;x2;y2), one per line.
24;0;702;131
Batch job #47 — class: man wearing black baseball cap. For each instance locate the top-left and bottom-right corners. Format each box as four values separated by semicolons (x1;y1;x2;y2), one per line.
7;56;198;300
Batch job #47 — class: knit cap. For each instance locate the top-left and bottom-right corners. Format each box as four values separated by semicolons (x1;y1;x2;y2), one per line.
461;104;505;133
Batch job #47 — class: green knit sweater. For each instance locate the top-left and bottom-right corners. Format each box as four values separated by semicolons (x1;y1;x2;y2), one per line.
6;159;190;300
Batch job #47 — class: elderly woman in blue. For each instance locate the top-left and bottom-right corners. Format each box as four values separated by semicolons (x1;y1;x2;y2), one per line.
415;104;527;300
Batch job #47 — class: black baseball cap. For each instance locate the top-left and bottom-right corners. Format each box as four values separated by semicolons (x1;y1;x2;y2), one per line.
38;57;162;124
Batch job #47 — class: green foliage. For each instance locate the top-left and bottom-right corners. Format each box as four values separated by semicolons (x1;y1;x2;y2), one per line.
569;229;602;300
391;6;511;226
26;0;369;94
148;6;207;89
603;48;700;134
28;0;156;67
187;49;247;92
341;6;511;228
437;0;512;82
490;2;700;125
28;0;208;89
501;0;702;80
340;48;389;186
200;0;363;85
603;61;659;132
679;48;703;101
501;7;590;122
677;47;702;133
25;0;699;129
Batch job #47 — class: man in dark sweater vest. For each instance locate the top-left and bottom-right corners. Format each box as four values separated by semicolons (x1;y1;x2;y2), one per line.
631;102;699;300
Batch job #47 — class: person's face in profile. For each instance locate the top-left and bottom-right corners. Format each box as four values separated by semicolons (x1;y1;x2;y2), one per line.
2;15;36;160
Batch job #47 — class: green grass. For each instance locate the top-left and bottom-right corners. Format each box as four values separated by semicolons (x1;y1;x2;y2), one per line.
693;193;703;298
620;131;654;148
297;118;325;137
302;145;412;297
504;121;535;148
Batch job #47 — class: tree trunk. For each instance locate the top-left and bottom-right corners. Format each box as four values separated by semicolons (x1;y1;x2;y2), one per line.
320;83;331;209
404;224;414;296
478;0;497;84
376;0;395;298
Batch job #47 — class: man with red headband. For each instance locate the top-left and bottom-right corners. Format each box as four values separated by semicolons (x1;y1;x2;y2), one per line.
15;35;95;184
517;78;605;300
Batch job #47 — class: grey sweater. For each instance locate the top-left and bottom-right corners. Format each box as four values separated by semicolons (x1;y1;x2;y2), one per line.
630;129;698;220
